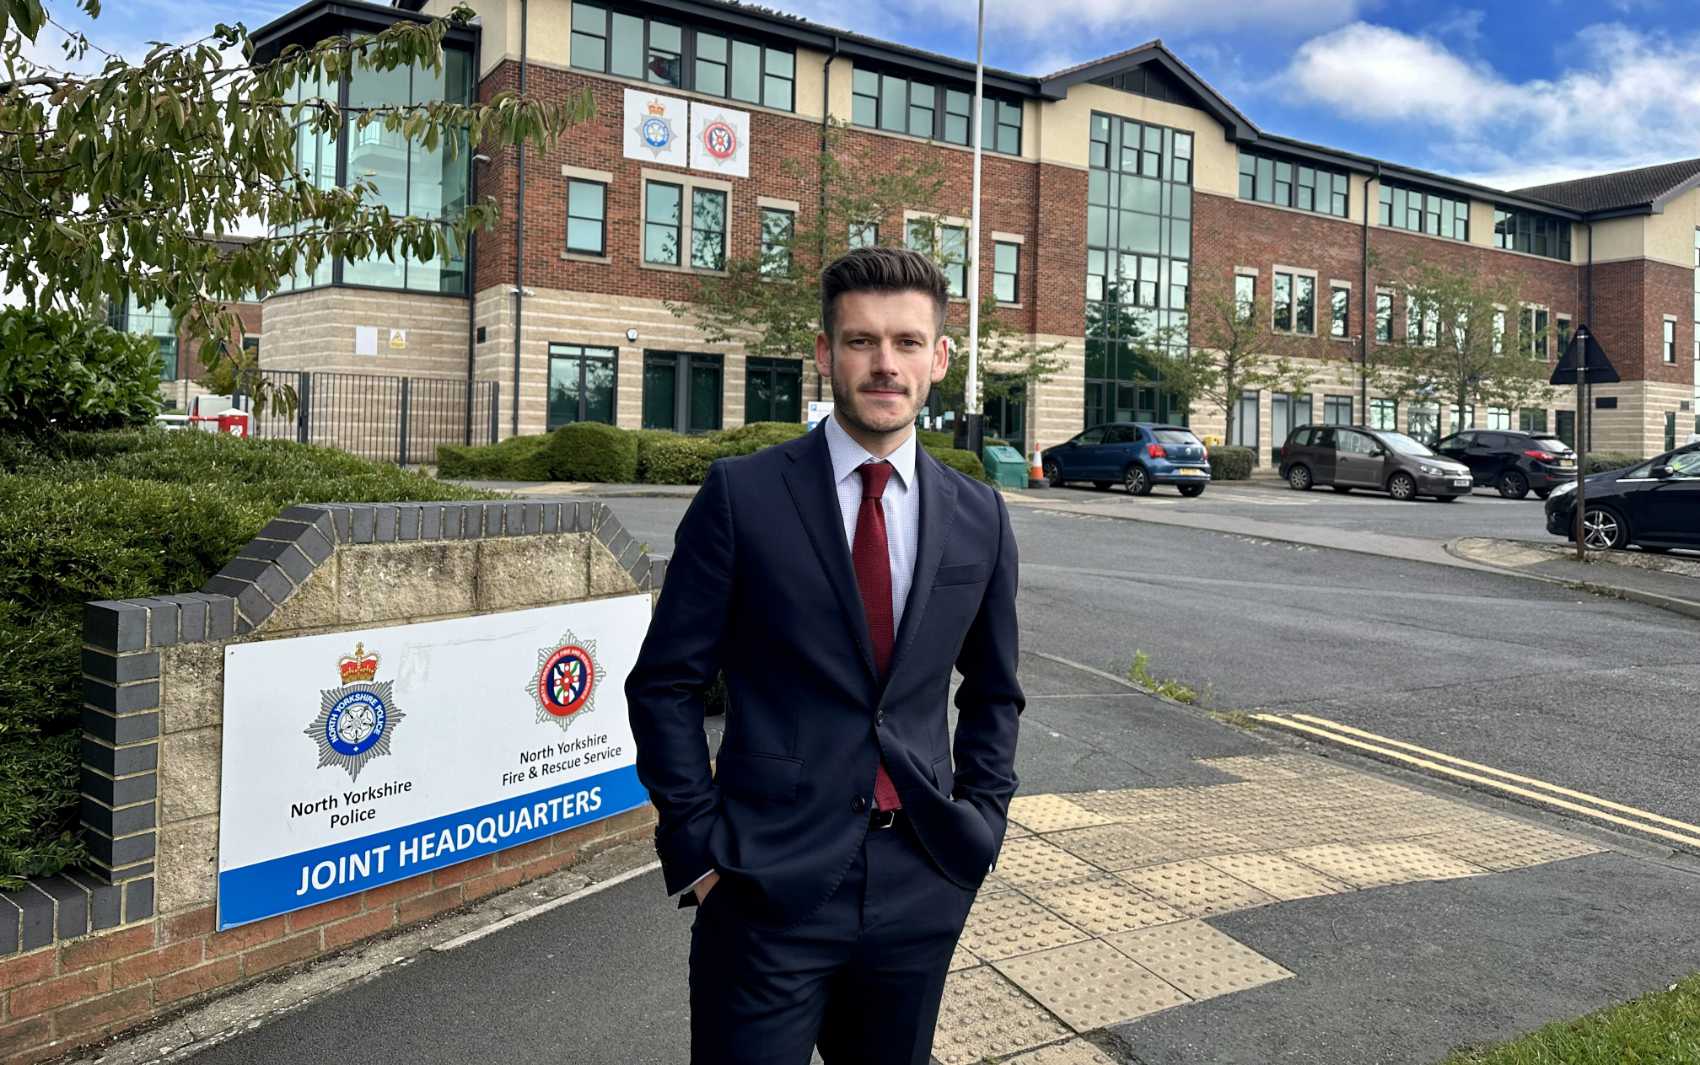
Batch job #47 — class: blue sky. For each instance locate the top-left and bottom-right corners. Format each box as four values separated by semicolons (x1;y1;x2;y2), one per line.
45;0;1700;191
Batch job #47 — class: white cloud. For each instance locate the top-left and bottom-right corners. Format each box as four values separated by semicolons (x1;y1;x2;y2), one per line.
1284;20;1700;188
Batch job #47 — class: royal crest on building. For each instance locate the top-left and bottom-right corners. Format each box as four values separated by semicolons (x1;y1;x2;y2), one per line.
527;632;601;732
304;642;405;782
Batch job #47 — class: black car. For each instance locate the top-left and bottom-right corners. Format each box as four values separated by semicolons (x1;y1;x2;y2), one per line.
1435;430;1577;499
1545;445;1700;551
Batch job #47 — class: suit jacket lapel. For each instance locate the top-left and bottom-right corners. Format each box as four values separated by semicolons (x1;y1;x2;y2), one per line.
883;447;957;699
781;427;879;683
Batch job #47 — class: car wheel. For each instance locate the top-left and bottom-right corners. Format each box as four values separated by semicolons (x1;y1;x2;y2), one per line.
1331;485;1353;494
1092;480;1112;490
1388;471;1418;501
1179;484;1205;498
1498;470;1530;500
1124;465;1153;496
1043;459;1064;487
1287;465;1313;491
1534;488;1552;500
1581;506;1629;550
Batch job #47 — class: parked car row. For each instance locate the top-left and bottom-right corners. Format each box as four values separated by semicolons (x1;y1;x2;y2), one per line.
1544;444;1700;552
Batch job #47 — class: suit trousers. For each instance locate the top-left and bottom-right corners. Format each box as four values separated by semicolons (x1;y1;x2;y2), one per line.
688;818;976;1065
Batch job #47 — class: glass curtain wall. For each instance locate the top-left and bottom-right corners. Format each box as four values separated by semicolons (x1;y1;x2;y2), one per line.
1085;113;1193;428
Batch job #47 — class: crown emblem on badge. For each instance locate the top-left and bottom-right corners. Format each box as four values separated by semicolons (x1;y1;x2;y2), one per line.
339;643;380;684
646;99;667;116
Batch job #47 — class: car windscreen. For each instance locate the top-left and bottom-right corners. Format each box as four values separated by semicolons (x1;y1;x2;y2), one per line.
1151;429;1200;445
1378;432;1435;457
1529;437;1572;454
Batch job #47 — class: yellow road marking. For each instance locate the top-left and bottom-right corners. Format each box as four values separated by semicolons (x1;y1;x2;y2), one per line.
1287;713;1700;837
1253;714;1700;850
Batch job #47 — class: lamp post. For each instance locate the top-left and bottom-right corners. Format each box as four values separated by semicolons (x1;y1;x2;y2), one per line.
958;0;986;458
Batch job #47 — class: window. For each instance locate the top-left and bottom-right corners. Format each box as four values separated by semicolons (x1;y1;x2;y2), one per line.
1664;318;1677;363
1231;390;1259;450
574;6;794;110
1556;409;1576;448
1408;403;1439;444
547;343;617;428
1273;271;1314;334
1330;284;1349;338
759;207;794;277
1238;149;1349;218
1323;396;1353;425
1520;306;1550;359
1370;398;1397;430
1448;404;1475;434
1557;316;1572;357
744;357;801;423
1666;411;1678;452
994;241;1020;303
1235;274;1255;321
691;189;728;270
1379;181;1469;240
643;351;722;432
123;293;179;380
1405;295;1438;347
849;221;878;248
1487;407;1511;431
1375;292;1392;342
644;181;682;265
1271;392;1310;462
565;179;606;256
851;67;1020;153
1492;309;1506;354
939;224;967;298
1519;408;1548;433
984;377;1026;443
1273;272;1292;332
1493;207;1572;261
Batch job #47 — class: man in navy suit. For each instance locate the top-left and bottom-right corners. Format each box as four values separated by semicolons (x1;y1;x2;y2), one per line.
627;247;1024;1064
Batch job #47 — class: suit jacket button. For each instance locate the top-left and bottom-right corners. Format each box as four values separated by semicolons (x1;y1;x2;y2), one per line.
851;796;869;814
875;711;886;727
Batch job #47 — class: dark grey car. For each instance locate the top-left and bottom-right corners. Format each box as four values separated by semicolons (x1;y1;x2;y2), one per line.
1278;424;1474;501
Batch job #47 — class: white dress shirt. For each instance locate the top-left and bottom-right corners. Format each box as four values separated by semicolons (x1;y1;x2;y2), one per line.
822;412;920;628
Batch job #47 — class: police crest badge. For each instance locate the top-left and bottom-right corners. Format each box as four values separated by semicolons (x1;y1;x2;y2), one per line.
305;643;405;782
527;632;601;732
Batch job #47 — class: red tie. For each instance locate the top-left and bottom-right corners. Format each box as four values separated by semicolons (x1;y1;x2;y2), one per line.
852;462;902;812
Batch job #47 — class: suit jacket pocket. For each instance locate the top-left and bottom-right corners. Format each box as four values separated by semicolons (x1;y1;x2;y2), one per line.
714;750;804;804
930;753;955;796
935;562;990;587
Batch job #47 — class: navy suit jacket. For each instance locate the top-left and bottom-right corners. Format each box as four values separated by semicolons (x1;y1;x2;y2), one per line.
626;424;1024;927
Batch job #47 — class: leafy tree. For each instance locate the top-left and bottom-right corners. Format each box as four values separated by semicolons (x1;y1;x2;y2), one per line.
1126;278;1316;444
0;1;586;394
673;121;1063;420
1369;258;1554;433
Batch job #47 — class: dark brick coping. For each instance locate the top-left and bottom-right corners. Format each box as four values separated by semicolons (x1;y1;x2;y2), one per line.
4;501;663;960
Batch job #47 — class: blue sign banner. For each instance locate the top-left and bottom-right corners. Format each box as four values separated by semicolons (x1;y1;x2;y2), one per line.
217;764;647;929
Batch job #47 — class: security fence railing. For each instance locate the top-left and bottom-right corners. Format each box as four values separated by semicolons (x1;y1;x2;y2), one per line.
243;370;499;465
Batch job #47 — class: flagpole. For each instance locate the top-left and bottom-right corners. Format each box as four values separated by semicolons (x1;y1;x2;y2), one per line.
965;0;984;426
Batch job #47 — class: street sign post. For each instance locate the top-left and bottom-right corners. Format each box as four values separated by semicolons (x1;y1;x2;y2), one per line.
1552;325;1619;561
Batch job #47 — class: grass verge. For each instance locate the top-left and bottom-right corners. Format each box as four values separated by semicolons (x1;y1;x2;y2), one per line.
1439;974;1700;1064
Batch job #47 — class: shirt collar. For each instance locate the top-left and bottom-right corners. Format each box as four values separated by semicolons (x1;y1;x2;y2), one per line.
823;412;917;491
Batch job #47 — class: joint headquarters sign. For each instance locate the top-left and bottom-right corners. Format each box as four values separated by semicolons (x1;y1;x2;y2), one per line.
624;89;750;177
215;595;652;930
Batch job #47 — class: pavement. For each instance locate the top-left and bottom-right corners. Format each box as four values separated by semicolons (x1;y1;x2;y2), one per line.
87;655;1700;1065
1449;536;1700;620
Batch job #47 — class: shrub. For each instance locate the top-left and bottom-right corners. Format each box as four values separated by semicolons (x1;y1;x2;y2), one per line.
0;307;163;434
926;445;993;483
1583;451;1643;475
1209;446;1255;481
437;434;553;481
712;421;807;457
917;429;955;450
0;429;490;885
548;421;638;482
637;431;719;484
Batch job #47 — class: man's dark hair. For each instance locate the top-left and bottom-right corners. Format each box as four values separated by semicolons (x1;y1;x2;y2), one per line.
820;247;948;341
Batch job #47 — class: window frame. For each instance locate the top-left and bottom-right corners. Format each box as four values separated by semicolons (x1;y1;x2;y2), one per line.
564;176;608;257
1663;316;1677;363
850;63;1022;155
1379;181;1470;241
571;3;795;111
641;172;733;274
642;179;683;266
743;355;803;423
1375;290;1393;342
1272;268;1318;336
993;239;1021;304
758;204;795;279
1329;282;1350;339
1238;148;1350;218
546;341;619;428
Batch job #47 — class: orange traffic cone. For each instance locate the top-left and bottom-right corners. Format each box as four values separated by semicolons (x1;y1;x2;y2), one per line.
1029;447;1046;488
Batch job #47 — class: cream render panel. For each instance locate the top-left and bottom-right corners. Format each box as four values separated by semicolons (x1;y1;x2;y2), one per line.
1590;215;1647;264
1467;200;1497;248
1642;185;1700;268
1036;83;1234;195
794;46;836;123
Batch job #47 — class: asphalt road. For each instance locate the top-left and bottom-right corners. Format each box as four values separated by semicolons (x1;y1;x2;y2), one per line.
593;490;1700;832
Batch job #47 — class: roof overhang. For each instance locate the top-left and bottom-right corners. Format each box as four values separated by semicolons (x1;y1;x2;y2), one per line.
1038;42;1255;141
252;0;478;63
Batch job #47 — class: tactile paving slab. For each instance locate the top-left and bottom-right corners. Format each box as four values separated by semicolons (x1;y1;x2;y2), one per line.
1282;841;1481;889
931;966;1073;1065
948;942;980;972
1105;920;1293;1002
1029;875;1190;936
1200;851;1351;901
993;939;1190;1031
1003;1037;1124;1065
1046;823;1179;871
992;837;1104;889
1128;821;1256;860
1008;793;1117;833
1069;787;1202;821
1358;840;1485;880
1118;859;1280;917
959;891;1091;960
1415;819;1605;871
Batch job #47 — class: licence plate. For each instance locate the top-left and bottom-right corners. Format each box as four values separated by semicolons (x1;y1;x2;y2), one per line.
1555;460;1575;468
1177;468;1205;476
1452;478;1472;487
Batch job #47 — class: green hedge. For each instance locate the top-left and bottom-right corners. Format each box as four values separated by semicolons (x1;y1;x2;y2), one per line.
926;445;993;483
0;307;162;435
0;429;489;886
1209;446;1255;481
712;421;808;456
1583;451;1644;475
437;433;553;481
548;421;639;483
636;430;719;485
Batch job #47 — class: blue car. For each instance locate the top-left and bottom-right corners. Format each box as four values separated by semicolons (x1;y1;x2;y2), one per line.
1042;422;1212;496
